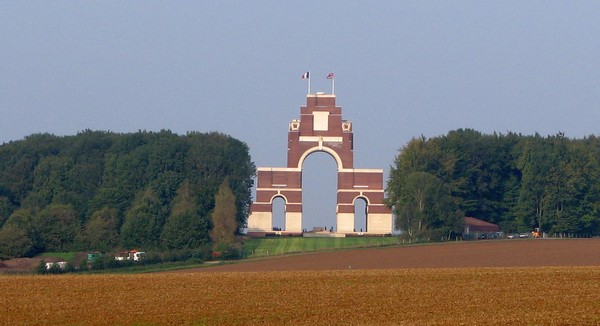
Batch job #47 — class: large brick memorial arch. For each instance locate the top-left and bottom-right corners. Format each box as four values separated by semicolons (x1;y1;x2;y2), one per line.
247;93;392;235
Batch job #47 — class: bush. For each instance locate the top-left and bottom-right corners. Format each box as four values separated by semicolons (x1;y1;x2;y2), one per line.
149;247;211;264
90;256;105;270
191;246;212;261
162;249;190;263
216;244;244;260
78;260;89;271
72;248;211;272
36;260;74;274
86;254;145;271
36;260;47;274
143;252;163;265
398;229;449;243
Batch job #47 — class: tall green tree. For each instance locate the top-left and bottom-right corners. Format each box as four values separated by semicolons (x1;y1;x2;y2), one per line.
440;130;516;224
161;180;210;249
34;204;79;252
210;180;237;247
2;209;41;253
120;188;163;249
0;195;15;227
545;135;579;234
392;172;460;237
84;207;120;252
0;223;34;259
185;132;255;228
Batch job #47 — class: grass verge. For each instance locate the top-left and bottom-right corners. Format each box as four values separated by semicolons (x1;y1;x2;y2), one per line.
243;236;400;257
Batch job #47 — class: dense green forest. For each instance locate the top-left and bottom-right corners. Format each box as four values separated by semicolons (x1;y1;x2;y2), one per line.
386;129;600;239
0;130;255;259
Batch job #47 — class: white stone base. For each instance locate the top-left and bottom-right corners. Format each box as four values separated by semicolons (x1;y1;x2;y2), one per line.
367;213;393;234
336;212;354;233
285;212;302;232
247;211;392;234
247;211;272;232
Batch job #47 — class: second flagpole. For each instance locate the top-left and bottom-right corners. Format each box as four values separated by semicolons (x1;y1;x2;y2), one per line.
332;76;335;95
327;72;335;95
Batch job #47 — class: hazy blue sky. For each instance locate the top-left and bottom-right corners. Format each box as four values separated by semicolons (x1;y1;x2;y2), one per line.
2;2;600;230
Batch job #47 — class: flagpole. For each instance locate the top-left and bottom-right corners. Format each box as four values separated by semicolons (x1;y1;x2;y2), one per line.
308;71;311;95
332;73;335;95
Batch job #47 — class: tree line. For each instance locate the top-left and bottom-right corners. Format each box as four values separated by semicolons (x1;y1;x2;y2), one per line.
386;129;600;239
3;127;599;259
0;130;255;259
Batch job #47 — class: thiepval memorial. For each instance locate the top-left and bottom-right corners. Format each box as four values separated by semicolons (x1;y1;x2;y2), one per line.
248;76;393;235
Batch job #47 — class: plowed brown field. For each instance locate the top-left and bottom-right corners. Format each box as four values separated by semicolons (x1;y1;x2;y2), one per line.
192;238;600;272
1;239;599;325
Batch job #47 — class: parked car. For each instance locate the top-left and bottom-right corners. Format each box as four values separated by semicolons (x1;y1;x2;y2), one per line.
478;233;496;240
507;233;518;239
519;233;530;238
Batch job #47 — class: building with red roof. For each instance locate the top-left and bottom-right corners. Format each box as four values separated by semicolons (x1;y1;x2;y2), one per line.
464;217;500;239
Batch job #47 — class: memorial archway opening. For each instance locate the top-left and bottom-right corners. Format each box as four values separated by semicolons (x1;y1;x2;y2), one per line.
301;151;337;231
354;197;368;233
272;196;286;231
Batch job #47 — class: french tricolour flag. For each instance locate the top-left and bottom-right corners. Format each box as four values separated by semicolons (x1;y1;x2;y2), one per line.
301;72;309;79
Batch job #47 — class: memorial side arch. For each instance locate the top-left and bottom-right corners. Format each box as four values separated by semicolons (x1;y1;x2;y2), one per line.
247;93;392;235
